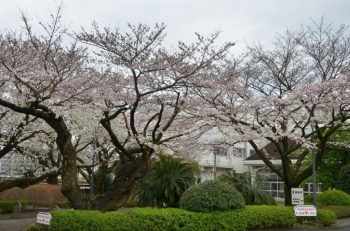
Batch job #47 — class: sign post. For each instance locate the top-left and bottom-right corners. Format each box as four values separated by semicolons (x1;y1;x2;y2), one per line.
36;212;51;226
294;205;318;227
291;188;304;205
294;205;317;216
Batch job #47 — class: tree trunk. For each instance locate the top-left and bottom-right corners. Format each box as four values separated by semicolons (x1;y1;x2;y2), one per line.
91;156;150;211
284;184;292;206
94;165;109;195
46;117;88;210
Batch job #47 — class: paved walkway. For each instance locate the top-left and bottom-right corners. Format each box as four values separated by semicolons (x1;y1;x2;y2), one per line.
0;217;36;231
333;217;350;227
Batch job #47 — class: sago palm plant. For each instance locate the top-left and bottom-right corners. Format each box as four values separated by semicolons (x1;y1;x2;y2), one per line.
218;171;276;205
135;154;196;207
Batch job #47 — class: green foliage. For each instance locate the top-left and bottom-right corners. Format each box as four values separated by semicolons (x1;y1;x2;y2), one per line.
0;200;28;213
50;206;296;231
304;194;313;204
267;195;278;205
294;208;337;227
323;206;350;218
317;190;350;206
339;164;350;194
23;169;36;178
94;169;114;193
179;180;245;212
53;200;71;208
218;171;275;205
123;196;140;208
24;224;48;231
302;128;350;191
318;209;337;226
135;154;196;207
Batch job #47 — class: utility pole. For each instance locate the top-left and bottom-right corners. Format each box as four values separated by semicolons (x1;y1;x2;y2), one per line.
311;121;317;207
90;153;95;200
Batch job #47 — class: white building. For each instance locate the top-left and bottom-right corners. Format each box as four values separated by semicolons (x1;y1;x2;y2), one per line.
196;127;268;181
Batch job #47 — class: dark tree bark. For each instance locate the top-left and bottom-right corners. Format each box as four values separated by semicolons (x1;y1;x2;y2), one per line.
91;155;151;211
0;171;59;192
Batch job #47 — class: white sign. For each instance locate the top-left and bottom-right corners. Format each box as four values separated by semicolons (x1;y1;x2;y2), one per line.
37;212;51;225
291;188;304;205
294;205;317;216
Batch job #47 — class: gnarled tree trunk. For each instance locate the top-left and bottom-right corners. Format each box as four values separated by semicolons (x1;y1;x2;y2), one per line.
91;156;151;211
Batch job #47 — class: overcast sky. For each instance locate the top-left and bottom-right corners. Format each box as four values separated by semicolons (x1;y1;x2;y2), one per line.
1;0;349;52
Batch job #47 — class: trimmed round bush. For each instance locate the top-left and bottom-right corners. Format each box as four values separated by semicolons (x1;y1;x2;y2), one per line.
179;180;245;212
317;190;350;206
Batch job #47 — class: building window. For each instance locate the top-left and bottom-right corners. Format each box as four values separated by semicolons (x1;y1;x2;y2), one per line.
214;148;227;156
234;148;246;158
257;172;284;199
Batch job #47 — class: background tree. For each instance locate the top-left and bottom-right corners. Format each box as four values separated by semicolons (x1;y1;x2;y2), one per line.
313;126;350;190
0;110;61;190
338;164;350;194
0;3;97;208
196;19;350;205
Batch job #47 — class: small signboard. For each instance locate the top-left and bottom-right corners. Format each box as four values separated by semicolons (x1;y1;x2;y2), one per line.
291;188;304;205
37;212;51;225
294;205;317;216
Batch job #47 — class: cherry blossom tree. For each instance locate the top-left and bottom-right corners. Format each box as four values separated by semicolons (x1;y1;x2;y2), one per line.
0;107;63;191
196;19;350;205
0;3;234;210
0;3;97;208
75;21;234;210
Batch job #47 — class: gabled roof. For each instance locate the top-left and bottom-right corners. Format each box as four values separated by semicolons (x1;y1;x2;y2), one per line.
245;138;297;161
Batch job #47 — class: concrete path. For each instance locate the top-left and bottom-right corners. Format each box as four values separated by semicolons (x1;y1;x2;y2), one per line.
0;217;36;231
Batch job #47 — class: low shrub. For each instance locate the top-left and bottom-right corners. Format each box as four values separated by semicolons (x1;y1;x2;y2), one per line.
179;180;245;212
24;224;49;231
50;206;296;231
265;195;277;206
0;187;22;200
317;190;350;206
1;184;67;208
0;200;28;213
318;209;337;226
323;205;350;218
53;200;71;208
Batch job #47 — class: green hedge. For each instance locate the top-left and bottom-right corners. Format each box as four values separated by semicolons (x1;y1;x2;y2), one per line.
50;206;296;231
323;206;350;218
0;200;28;213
